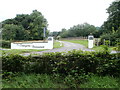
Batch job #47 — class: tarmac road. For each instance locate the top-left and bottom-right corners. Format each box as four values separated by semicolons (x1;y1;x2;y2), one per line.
1;41;119;56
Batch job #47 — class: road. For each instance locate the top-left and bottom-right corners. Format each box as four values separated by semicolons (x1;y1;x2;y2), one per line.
20;41;95;56
1;41;119;56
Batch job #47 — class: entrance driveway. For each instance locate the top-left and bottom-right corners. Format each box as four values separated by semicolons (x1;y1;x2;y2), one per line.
21;41;94;56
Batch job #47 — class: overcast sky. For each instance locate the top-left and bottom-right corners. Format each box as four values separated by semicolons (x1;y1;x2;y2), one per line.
0;0;115;32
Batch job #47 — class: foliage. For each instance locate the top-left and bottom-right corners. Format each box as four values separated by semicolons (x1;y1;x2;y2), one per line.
2;49;120;88
2;54;25;72
80;75;120;88
2;73;120;88
2;49;120;79
93;46;113;52
102;1;120;33
100;28;120;46
50;31;61;39
113;42;120;51
2;10;49;41
1;40;11;48
2;73;68;88
59;23;98;38
99;1;120;46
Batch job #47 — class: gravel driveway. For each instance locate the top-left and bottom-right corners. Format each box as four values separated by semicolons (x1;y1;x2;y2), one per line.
21;41;94;56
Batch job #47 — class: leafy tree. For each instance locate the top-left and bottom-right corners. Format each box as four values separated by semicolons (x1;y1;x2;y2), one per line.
2;10;48;41
2;24;19;40
60;28;68;38
100;1;120;34
99;1;120;46
14;26;25;40
59;23;97;38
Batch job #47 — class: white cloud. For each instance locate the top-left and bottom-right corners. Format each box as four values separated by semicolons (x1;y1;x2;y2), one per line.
0;0;115;31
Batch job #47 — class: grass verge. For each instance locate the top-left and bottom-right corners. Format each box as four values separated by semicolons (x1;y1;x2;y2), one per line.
2;73;120;88
93;46;114;52
2;49;45;55
2;73;68;88
53;40;63;48
80;75;120;88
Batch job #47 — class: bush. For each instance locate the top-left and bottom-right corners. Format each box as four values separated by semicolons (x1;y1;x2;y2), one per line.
2;50;120;78
2;54;26;78
100;33;119;46
1;40;11;48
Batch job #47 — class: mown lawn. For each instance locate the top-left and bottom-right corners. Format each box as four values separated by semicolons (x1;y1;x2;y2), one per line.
63;40;88;47
2;73;120;88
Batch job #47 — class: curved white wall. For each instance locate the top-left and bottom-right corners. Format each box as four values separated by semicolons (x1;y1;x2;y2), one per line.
11;37;53;49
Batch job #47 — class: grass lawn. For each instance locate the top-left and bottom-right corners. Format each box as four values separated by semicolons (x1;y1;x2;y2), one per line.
1;40;63;54
63;40;88;47
2;49;45;55
2;73;120;88
53;40;63;48
63;40;114;52
93;46;114;52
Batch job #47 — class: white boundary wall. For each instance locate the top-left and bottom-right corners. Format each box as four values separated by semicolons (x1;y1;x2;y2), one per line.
11;37;53;49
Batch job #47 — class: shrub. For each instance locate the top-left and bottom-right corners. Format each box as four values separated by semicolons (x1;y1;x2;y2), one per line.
2;50;120;78
1;40;11;48
100;33;119;46
2;54;26;78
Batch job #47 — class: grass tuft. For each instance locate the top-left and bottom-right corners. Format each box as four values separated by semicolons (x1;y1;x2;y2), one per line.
80;75;120;88
2;73;120;88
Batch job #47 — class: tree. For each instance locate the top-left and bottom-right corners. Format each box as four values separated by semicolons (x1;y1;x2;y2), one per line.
2;24;21;40
2;10;49;41
59;23;97;38
99;1;120;46
59;28;68;38
101;1;120;33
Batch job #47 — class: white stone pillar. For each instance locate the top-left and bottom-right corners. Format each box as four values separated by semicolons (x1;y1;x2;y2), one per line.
88;35;94;48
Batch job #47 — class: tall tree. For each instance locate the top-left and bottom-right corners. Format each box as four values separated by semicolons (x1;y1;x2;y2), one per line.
59;23;97;38
2;10;48;41
2;24;22;40
99;1;120;46
101;1;120;33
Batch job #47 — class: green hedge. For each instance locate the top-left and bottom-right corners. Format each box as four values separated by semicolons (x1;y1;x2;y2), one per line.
2;50;120;78
1;40;11;48
100;33;120;46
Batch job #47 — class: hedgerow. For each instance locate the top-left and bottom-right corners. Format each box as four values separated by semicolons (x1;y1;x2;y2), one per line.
1;40;11;48
2;50;120;78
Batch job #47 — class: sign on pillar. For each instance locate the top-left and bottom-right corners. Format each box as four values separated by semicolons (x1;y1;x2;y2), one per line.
88;34;94;48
